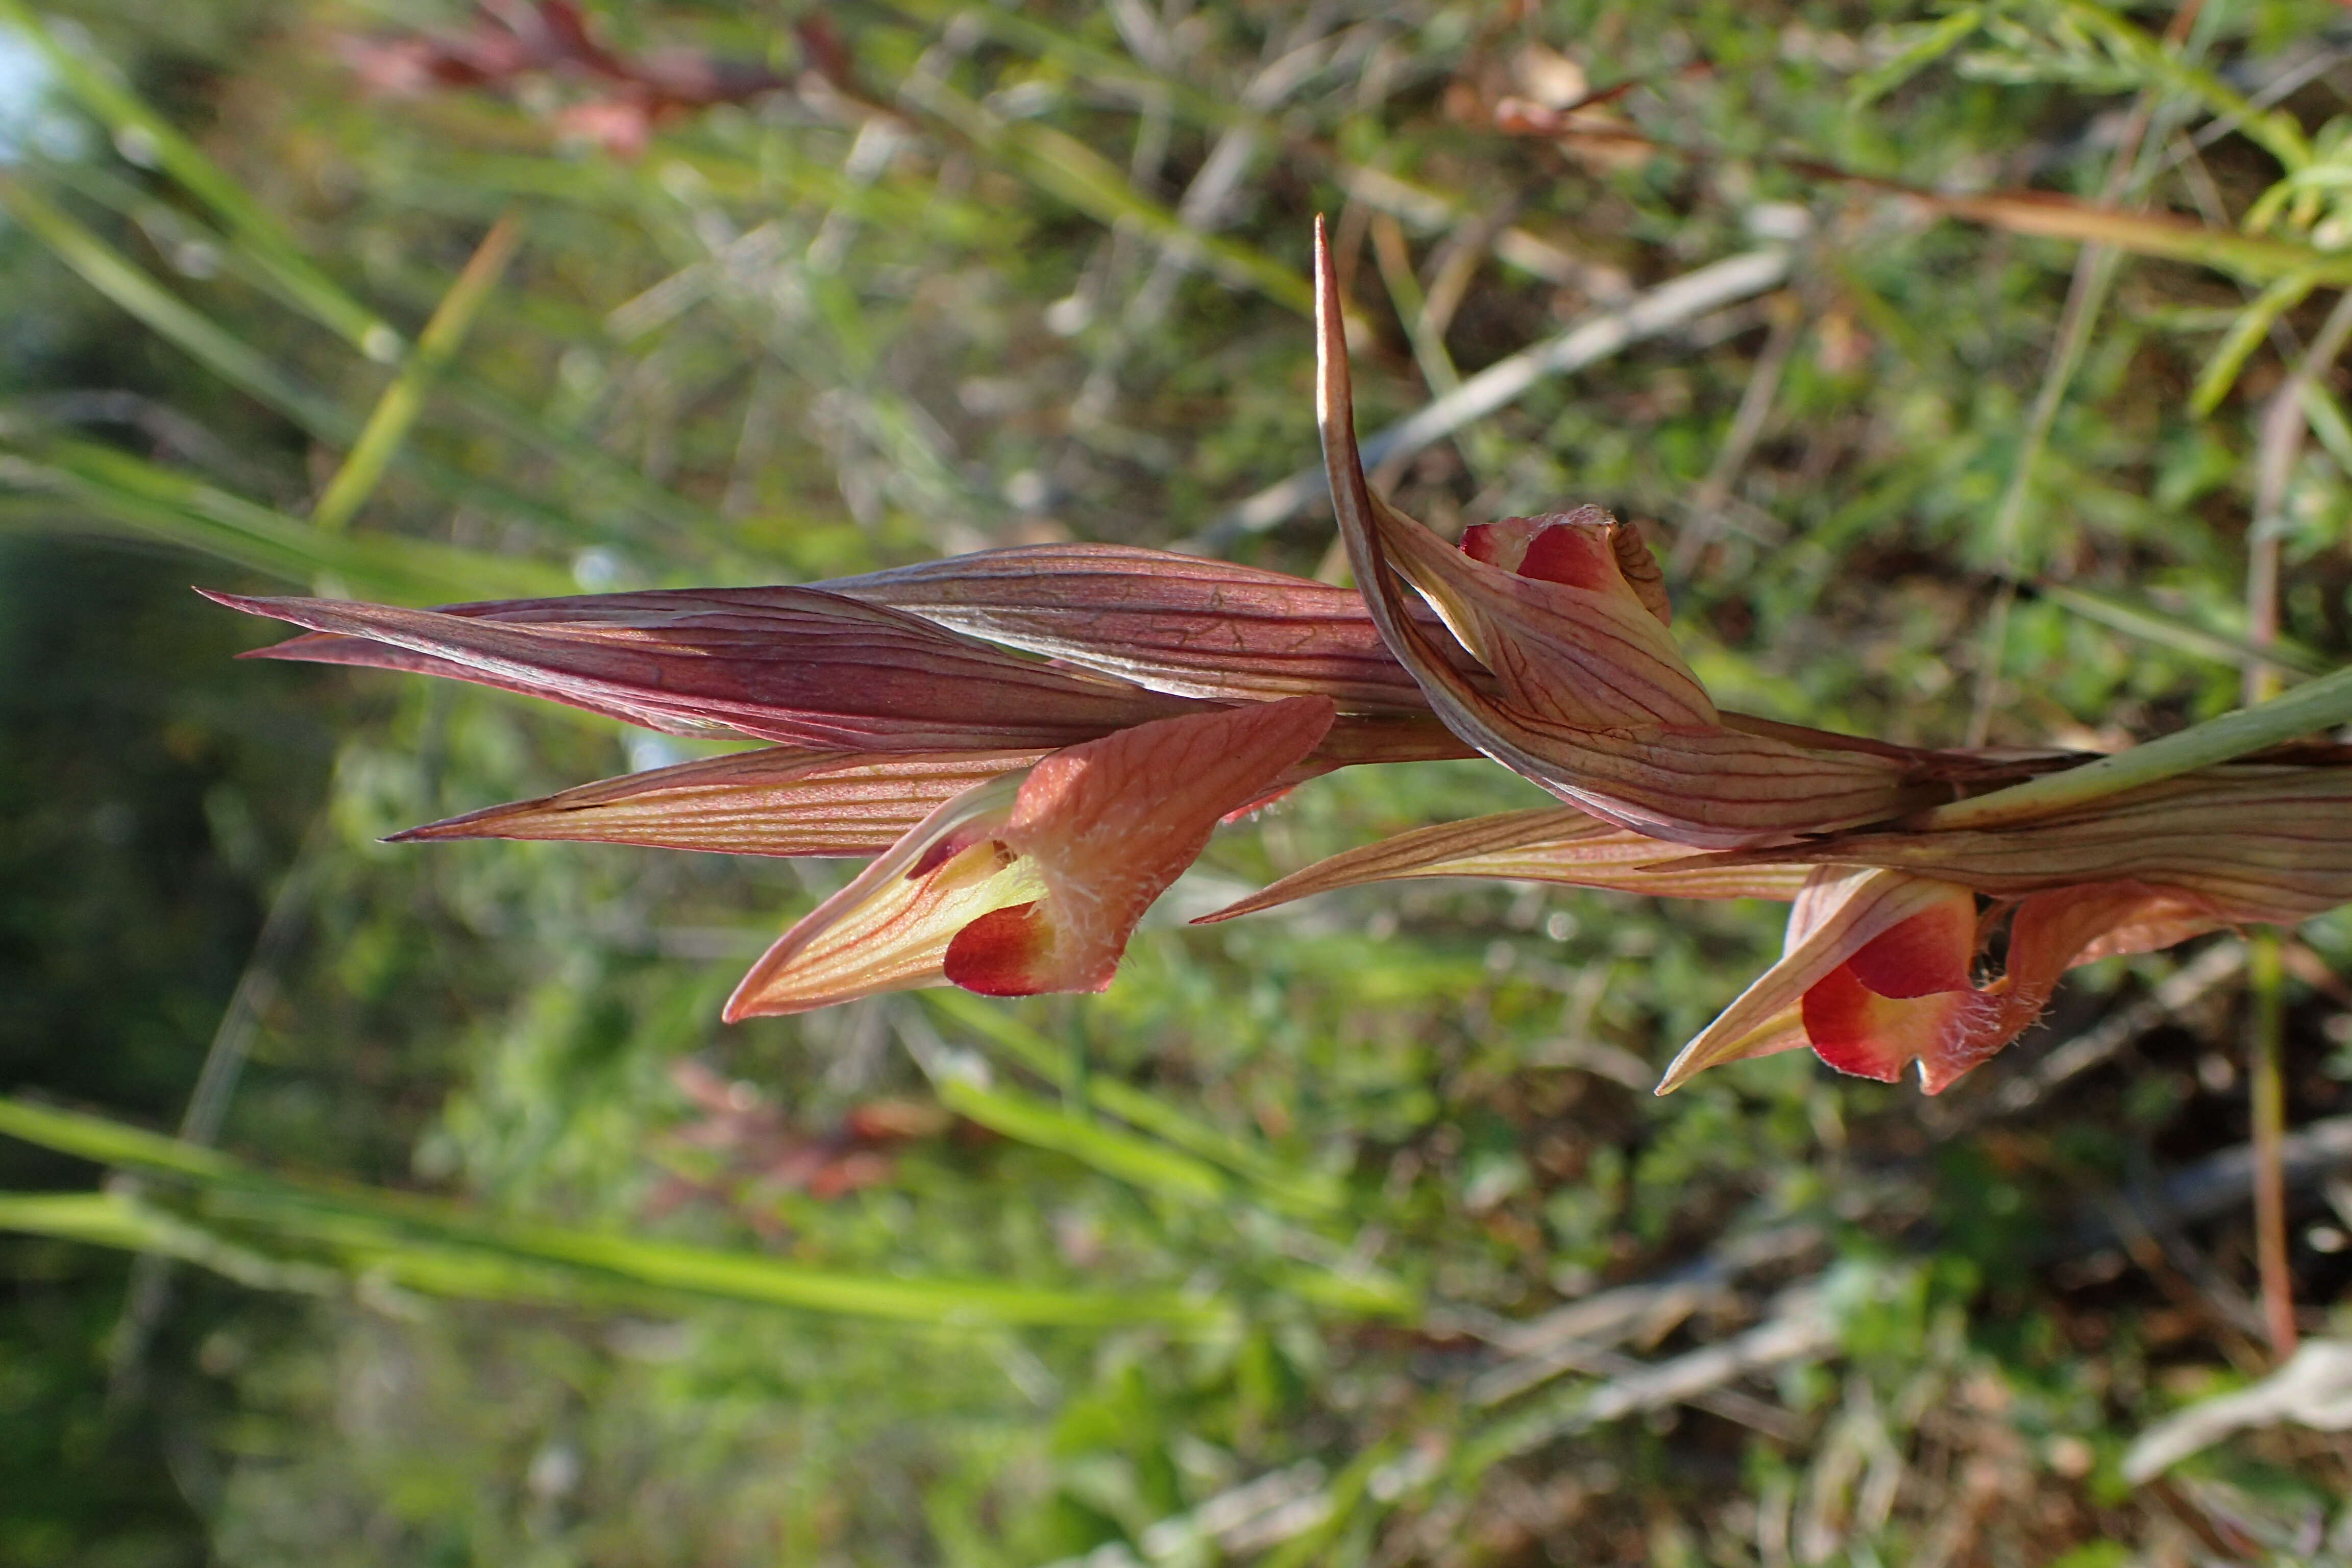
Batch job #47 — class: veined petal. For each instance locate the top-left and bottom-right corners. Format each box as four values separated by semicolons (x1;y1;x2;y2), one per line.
1693;767;2352;920
207;586;1198;748
1700;1002;1814;1065
389;746;1050;857
1803;973;1992;1086
823;543;2081;790
1655;870;1974;1092
1383;506;1713;729
993;696;1338;991
240;630;747;737
387;716;1465;861
725;771;1039;1018
725;698;1337;1018
1195;806;1811;924
1309;218;1924;849
823;544;1479;712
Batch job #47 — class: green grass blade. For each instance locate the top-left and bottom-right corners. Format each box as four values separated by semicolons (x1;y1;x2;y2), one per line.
911;79;1312;315
2;172;640;552
2050;0;2310;172
922;991;1348;1218
4;436;570;600
0;1190;346;1295
30;157;723;546
886;0;1251;136
0;1097;240;1180
2190;272;2318;416
0;0;402;359
0;172;357;438
442;375;741;551
0;1097;1228;1330
311;212;523;533
930;1076;1235;1207
2037;581;2330;679
1849;9;1984;108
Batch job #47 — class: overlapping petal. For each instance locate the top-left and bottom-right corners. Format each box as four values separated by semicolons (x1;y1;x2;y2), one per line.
207;585;1200;748
823;543;1478;711
725;697;1336;1017
1309;218;2007;849
1196;806;1811;925
1695;767;2352;918
1657;867;2255;1095
385;713;1471;861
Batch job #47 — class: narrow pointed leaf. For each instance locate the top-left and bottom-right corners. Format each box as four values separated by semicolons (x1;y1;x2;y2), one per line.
208;586;1203;748
391;746;1051;857
826;543;1473;712
2037;581;2331;680
918;990;1349;1218
0;1098;1224;1330
1198;807;1811;924
8;437;566;601
311;211;523;533
0;0;400;355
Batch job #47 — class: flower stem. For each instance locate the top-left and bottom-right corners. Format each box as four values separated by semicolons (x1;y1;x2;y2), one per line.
2246;926;2297;1358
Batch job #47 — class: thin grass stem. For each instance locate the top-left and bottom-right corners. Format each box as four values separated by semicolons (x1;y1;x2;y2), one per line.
311;212;523;533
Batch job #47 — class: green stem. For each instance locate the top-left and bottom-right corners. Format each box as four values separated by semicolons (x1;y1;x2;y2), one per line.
310;212;523;533
2246;927;2298;1358
1912;661;2352;830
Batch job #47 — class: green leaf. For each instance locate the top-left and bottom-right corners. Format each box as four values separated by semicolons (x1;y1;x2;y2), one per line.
0;0;403;359
2190;272;2319;416
311;212;524;533
0;1097;1228;1331
4;436;570;601
0;172;355;438
932;1076;1236;1207
1848;9;1985;109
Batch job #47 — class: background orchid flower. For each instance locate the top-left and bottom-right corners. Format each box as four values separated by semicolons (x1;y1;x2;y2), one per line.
725;697;1334;1017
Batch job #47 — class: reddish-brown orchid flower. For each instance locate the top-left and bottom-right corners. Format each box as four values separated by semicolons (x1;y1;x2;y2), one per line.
207;216;2352;1098
1654;768;2352;1092
725;697;1333;1016
212;573;1368;1012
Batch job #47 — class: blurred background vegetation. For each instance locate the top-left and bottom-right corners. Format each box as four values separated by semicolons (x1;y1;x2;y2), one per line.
7;0;2352;1561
